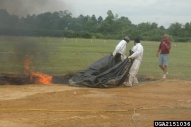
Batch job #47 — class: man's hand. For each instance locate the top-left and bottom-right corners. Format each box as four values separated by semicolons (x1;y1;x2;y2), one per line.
163;41;169;47
156;52;159;57
128;56;132;59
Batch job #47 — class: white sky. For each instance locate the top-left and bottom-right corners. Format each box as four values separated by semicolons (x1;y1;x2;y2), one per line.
64;0;191;28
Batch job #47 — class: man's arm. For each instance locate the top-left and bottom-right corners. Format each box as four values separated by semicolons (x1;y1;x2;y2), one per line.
130;46;141;58
113;44;120;56
163;41;171;50
156;43;161;57
164;42;171;50
165;44;170;50
113;41;125;56
156;48;160;57
112;49;117;56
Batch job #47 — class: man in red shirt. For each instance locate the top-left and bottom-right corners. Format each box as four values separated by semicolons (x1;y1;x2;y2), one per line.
156;34;172;79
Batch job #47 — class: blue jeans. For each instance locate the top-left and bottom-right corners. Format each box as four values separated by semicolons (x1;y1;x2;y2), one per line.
159;54;169;66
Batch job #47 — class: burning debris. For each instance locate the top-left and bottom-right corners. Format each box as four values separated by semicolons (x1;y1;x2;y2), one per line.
30;72;52;84
0;74;71;85
0;37;73;85
24;55;52;85
0;54;73;85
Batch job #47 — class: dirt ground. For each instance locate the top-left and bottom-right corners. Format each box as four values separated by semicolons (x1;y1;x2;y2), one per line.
0;79;191;127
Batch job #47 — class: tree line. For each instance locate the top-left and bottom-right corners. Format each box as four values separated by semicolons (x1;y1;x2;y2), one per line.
0;9;191;42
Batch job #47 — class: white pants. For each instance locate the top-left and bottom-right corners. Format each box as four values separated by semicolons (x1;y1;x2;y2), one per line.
121;55;127;61
128;59;141;85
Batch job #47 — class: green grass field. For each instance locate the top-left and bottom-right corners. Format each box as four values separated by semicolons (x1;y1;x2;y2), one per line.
0;36;191;80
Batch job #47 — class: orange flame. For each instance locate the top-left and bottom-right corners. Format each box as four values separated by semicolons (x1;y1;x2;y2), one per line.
30;72;52;84
24;56;52;84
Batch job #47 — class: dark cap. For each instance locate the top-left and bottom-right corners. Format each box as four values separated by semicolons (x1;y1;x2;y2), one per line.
134;38;140;43
124;36;130;42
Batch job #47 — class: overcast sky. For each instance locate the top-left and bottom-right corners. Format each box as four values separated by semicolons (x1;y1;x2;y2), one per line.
65;0;191;28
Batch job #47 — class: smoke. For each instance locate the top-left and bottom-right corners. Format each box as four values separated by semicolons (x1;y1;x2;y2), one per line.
0;0;67;16
12;37;50;74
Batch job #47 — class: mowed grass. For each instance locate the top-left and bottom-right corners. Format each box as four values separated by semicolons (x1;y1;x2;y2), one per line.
0;36;191;80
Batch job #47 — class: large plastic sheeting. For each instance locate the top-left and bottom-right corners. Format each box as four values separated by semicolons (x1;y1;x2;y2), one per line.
69;54;134;88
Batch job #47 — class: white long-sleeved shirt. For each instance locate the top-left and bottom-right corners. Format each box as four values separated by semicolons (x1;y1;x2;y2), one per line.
131;43;144;61
113;40;127;60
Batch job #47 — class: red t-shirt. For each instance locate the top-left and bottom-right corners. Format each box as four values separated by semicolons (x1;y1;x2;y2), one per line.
159;40;171;54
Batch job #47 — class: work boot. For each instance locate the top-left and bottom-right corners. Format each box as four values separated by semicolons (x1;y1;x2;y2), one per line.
162;74;166;79
124;82;132;87
133;78;138;84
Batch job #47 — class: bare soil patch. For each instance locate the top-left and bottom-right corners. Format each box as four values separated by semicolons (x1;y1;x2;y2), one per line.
0;79;191;127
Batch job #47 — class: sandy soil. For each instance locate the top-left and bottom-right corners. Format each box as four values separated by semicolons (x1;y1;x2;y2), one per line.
0;79;191;127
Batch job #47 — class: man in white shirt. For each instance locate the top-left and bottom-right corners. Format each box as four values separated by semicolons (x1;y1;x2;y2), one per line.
125;38;144;86
112;36;130;62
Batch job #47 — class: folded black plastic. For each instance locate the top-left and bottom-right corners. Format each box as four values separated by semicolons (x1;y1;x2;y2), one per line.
69;54;133;88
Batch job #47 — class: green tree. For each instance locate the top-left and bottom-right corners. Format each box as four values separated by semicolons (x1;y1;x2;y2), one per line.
98;10;115;34
168;22;182;36
0;9;19;29
105;10;114;24
97;16;103;26
184;22;191;36
112;16;132;38
59;10;73;30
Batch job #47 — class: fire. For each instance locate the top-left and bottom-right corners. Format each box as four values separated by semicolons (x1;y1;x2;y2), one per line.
24;56;52;84
30;72;52;84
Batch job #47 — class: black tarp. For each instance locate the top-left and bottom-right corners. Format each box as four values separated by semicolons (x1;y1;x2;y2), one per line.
69;54;134;88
